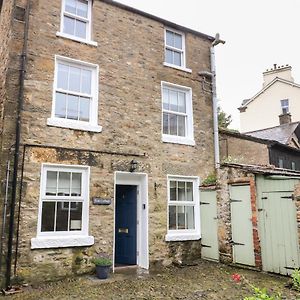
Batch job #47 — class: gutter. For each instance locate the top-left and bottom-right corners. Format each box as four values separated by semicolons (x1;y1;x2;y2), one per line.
5;0;30;290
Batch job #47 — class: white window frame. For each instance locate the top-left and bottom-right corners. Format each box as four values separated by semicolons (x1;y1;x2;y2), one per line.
164;28;192;73
56;0;97;46
47;55;102;132
31;163;94;249
161;81;195;146
166;175;200;241
281;99;289;114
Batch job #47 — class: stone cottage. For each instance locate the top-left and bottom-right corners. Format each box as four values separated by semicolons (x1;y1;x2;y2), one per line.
0;0;219;286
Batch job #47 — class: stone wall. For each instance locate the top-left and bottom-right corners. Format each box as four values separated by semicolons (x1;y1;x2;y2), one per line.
1;0;215;284
217;167;261;267
219;132;269;165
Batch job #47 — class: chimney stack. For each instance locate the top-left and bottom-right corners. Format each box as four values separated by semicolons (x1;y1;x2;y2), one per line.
263;64;293;87
279;113;292;125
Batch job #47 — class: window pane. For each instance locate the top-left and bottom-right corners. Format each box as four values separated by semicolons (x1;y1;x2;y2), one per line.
79;97;90;122
166;30;174;47
163;113;169;135
174;33;182;49
186;206;195;229
165;49;173;64
81;69;92;94
55;92;67;119
170;181;176;201
178;182;185;201
46;171;57;196
75;19;87;39
41;202;55;232
177;206;185;229
169;114;177;135
67;95;79;120
186;182;193;201
77;0;88;18
162;88;169;110
169;206;176;230
69;66;81;93
177;115;186;137
63;16;75;36
169;90;178;112
174;51;181;66
58;172;71;196
70;202;83;231
178;92;186;113
56;202;69;231
57;64;69;90
65;0;76;14
71;173;82;196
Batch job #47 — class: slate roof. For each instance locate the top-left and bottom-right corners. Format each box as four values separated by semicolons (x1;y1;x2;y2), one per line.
245;122;300;145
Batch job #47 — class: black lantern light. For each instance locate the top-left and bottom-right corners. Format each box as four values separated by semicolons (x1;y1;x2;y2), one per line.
130;160;138;172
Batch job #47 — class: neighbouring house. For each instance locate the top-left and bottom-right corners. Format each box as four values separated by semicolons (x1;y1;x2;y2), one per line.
245;121;300;149
0;0;219;286
219;129;300;170
239;64;300;132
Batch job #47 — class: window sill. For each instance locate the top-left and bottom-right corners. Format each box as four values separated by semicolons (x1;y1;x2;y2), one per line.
56;32;98;47
47;118;102;133
162;135;195;146
31;235;94;249
163;62;192;74
165;232;200;242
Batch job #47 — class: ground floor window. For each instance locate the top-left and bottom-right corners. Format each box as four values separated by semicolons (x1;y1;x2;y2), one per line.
166;175;200;241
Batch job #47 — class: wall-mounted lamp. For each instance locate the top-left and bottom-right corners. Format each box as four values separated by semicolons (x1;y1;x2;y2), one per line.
130;160;138;172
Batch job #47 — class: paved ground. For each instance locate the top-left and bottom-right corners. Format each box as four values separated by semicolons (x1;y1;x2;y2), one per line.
5;261;300;299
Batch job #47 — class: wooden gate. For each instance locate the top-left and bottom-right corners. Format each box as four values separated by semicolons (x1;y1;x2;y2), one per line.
230;184;255;266
257;176;300;275
200;190;219;261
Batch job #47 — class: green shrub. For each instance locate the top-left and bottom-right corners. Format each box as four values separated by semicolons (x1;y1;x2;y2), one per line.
92;257;112;267
202;173;217;186
244;286;281;300
291;269;300;291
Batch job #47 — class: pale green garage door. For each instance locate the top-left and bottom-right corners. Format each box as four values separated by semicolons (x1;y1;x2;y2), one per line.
230;184;255;266
200;190;219;261
257;176;300;275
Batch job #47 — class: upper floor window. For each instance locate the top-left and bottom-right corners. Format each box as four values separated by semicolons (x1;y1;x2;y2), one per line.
57;0;97;46
162;82;195;146
165;29;186;69
166;176;200;241
281;99;289;114
47;56;102;132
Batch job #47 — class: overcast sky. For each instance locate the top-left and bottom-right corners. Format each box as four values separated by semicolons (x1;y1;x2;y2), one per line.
116;0;300;129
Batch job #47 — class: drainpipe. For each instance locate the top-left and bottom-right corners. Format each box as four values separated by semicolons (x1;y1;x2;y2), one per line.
199;33;225;169
5;0;30;290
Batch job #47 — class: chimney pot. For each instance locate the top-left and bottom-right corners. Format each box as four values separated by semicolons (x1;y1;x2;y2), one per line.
274;63;277;69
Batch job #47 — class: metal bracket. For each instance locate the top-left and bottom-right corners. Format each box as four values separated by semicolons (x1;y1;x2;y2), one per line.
229;240;245;246
230;199;242;203
261;197;268;200
281;195;294;200
200;202;210;205
201;244;212;248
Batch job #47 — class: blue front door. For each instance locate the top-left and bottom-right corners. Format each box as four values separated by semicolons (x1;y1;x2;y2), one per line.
115;185;137;265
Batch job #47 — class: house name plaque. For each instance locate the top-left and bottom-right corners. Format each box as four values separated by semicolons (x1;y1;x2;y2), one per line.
92;198;112;205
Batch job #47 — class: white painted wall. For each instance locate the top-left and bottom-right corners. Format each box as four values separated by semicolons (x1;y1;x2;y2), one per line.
240;81;300;132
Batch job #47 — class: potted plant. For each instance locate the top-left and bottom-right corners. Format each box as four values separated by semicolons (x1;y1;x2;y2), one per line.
92;256;112;280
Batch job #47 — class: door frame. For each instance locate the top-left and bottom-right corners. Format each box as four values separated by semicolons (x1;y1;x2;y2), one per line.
113;172;149;271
